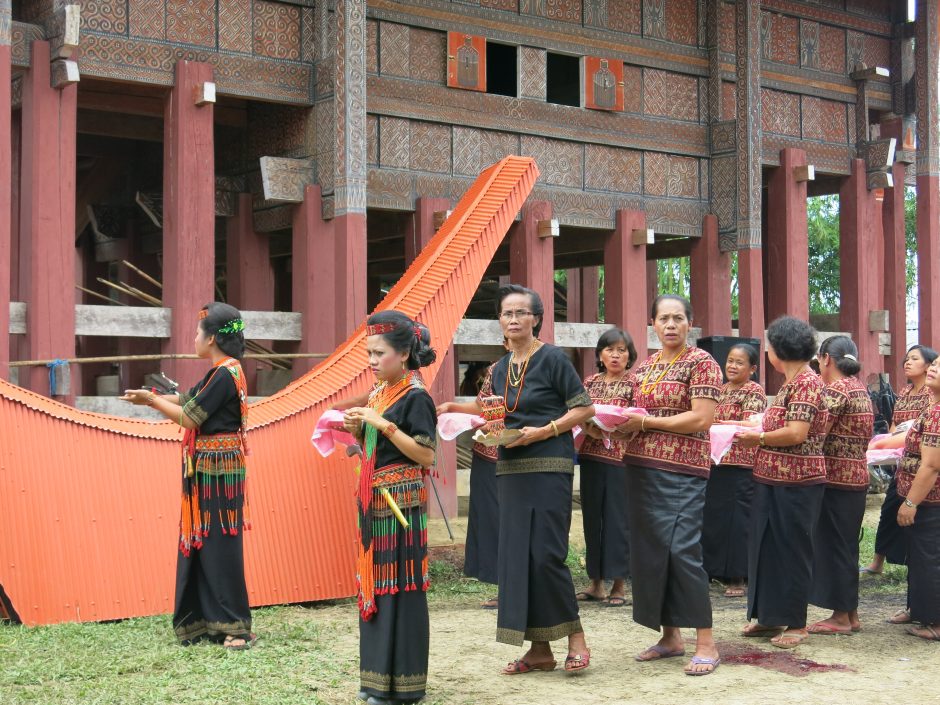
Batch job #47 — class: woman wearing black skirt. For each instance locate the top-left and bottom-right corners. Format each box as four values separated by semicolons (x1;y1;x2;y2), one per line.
736;317;827;649
577;327;638;607
896;358;940;642
808;336;873;635
615;295;723;676
342;311;438;705
702;343;766;598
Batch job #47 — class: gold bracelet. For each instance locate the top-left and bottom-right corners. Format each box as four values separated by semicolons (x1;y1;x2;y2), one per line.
641;416;647;432
549;420;559;437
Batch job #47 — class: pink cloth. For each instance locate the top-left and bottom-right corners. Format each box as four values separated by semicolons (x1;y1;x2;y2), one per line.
865;432;906;465
437;412;486;441
575;405;648;451
311;409;358;457
709;423;753;465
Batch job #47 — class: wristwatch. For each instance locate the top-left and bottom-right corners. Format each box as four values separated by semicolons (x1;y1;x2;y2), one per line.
758;432;766;447
903;498;918;509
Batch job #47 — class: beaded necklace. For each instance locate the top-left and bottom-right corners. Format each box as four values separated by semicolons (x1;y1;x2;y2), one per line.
504;339;540;413
639;346;687;396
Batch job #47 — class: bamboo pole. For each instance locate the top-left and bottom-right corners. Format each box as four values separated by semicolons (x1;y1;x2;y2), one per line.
96;278;155;306
9;353;328;367
75;285;130;306
116;280;163;306
120;260;163;290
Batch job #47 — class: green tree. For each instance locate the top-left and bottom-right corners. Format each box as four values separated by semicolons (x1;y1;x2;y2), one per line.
807;195;841;314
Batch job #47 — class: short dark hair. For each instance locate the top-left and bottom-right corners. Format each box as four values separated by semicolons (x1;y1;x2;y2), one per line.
819;335;861;376
650;294;693;321
766;316;817;362
366;310;437;369
199;302;245;360
728;343;760;367
907;344;939;366
595;328;638;372
496;284;545;337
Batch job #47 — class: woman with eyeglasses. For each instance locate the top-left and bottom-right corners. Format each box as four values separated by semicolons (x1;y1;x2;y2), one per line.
489;284;595;675
807;336;873;635
613;294;723;676
895;358;940;642
736;316;827;650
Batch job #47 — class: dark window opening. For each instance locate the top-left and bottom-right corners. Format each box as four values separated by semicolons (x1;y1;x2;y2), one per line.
547;53;581;107
486;42;518;97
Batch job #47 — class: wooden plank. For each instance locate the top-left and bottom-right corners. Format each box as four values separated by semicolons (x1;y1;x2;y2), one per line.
9;301;25;334
453;319;702;351
241;310;301;341
75;305;171;338
259;156;316;203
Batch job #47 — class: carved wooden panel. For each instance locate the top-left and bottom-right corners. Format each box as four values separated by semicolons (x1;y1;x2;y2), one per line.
253;0;301;61
259;157;315;203
584;56;624;111
520;135;583;188
666;0;697;46
763;11;798;65
801;96;848;143
721;80;735;120
83;1;128;34
622;64;642;113
644;152;699;198
129;0;165;39
607;0;641;34
818;24;846;74
584;145;641;192
167;0;217;47
410;121;451;173
410;27;446;84
447;32;486;92
366;114;379;166
379;116;411;169
530;0;583;24
380;22;410;78
718;1;735;54
761;88;800;136
520;46;547;100
644;68;698;121
366;19;378;73
219;0;252;53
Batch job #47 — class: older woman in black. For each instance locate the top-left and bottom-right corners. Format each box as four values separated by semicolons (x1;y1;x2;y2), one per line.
491;285;595;675
342;311;437;705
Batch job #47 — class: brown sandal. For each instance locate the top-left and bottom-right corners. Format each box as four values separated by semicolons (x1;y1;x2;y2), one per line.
564;650;591;672
502;658;556;675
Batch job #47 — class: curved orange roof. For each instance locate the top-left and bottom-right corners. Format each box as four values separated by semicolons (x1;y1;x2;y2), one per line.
0;156;538;625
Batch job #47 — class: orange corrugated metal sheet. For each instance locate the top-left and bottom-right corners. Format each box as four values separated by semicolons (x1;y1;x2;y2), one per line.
0;156;539;625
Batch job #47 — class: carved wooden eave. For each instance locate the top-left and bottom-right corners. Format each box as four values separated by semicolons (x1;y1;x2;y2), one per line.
259;157;316;204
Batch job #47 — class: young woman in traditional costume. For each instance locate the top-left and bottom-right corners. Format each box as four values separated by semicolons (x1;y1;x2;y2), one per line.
122;302;253;649
702;343;766;598
808;336;873;635
737;316;827;650
614;294;723;676
490;285;594;675
576;327;637;607
342;311;437;705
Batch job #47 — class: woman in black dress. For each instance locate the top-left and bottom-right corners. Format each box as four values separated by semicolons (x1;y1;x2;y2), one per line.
342;310;438;705
122;302;253;649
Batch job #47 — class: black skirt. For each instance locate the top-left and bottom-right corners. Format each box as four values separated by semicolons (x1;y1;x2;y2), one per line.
625;463;712;630
579;458;630;581
874;473;909;565
496;472;582;646
464;453;499;585
747;482;825;629
360;502;429;701
810;487;867;612
701;464;753;581
905;503;940;625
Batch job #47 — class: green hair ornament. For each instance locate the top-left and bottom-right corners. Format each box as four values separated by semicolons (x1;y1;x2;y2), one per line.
218;318;245;335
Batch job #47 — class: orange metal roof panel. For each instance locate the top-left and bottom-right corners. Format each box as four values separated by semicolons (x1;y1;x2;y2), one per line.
0;156;539;625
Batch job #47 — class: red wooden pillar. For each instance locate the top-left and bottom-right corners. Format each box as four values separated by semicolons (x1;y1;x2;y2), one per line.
840;158;885;380
508;201;555;343
227;193;273;389
333;212;368;344
605;210;648;361
162;61;215;385
882;163;907;384
737;247;765;386
0;39;10;379
411;197;456;518
292;185;334;376
568;267;600;380
917;174;940;346
690;214;732;337
19;41;77;399
766;148;809;324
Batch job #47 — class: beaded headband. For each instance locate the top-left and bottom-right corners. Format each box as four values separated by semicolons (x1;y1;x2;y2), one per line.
366;322;423;339
198;309;208;320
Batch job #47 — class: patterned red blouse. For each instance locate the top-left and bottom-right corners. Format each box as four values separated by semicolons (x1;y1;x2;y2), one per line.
822;376;874;491
714;380;767;469
753;369;828;486
472;364;498;462
622;346;723;478
892;384;932;427
579;372;633;466
897;402;940;506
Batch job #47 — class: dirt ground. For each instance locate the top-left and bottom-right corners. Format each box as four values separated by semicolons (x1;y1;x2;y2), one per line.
309;507;938;705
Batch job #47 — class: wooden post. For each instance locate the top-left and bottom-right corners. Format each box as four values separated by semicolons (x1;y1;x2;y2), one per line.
737;247;765;386
568;267;601;380
883;162;908;384
0;34;10;379
19;41;77;399
332;212;368;345
162;61;215;385
605;210;648;361
690;214;732;337
508;201;555;343
766;148;810;323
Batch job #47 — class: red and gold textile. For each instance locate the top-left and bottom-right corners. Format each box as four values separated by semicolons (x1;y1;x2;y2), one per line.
714;380;767;468
897;402;940;506
822;376;874;490
579;373;633;465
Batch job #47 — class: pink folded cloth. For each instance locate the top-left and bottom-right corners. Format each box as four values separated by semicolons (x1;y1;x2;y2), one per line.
866;447;903;465
311;409;358;457
575;405;648;450
437;412;486;441
708;423;753;465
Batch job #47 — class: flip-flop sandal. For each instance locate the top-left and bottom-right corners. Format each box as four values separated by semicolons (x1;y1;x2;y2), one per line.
481;598;498;610
742;625;785;638
859;566;883;575
602;596;628;608
502;659;557;675
887;609;912;624
723;587;746;598
684;655;720;676
564;651;590;673
906;625;940;641
807;621;853;635
635;644;686;662
223;633;257;651
575;591;604;602
771;631;809;649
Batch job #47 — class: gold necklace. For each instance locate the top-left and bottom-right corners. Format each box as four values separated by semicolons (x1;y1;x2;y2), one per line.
508;340;539;388
640;346;686;395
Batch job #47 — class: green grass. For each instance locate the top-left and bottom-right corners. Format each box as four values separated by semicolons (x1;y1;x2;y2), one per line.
857;525;909;595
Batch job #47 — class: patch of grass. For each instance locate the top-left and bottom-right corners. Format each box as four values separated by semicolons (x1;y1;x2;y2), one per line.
857;525;908;595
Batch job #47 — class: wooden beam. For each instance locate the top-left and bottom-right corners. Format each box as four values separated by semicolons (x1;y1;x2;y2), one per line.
260;156;316;203
77;110;163;142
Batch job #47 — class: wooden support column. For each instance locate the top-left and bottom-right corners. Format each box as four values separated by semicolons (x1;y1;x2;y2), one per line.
605;210;648;361
916;0;940;345
412;197;456;518
0;22;10;379
840;159;885;380
332;213;367;343
646;260;658;314
227;193;273;389
19;41;77;399
568;266;601;379
508;201;555;343
766;149;810;323
690;214;732;337
162;60;215;385
883;162;907;384
737;248;765;386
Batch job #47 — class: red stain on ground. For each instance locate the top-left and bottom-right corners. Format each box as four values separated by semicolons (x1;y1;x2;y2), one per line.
717;641;856;677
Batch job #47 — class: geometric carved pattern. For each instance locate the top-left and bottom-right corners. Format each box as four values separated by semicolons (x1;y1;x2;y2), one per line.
380;116;411;169
482;0;520;10
129;0;166;40
520;46;547;100
644;152;699;198
532;0;583;24
367;114;378;165
410;28;446;84
710;154;736;234
801;96;847;143
333;0;368;215
766;11;798;65
846;31;889;73
846;30;864;71
607;0;642;35
82;1;128;34
301;7;314;63
219;0;252;53
718;1;735;54
253;0;301;61
644;68;698;121
761;88;800;136
410;121;451;173
818;24;846;74
800;20;819;69
167;0;217;47
366;19;378;73
380;22;409;78
520;135;583;188
453;127;520;176
643;0;666;40
710;120;736;154
622;64;642;113
735;0;762;249
721;81;736;120
584;145;642;193
666;0;697;46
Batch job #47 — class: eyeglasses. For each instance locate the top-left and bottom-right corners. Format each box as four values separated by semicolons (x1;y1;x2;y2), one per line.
499;310;534;320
